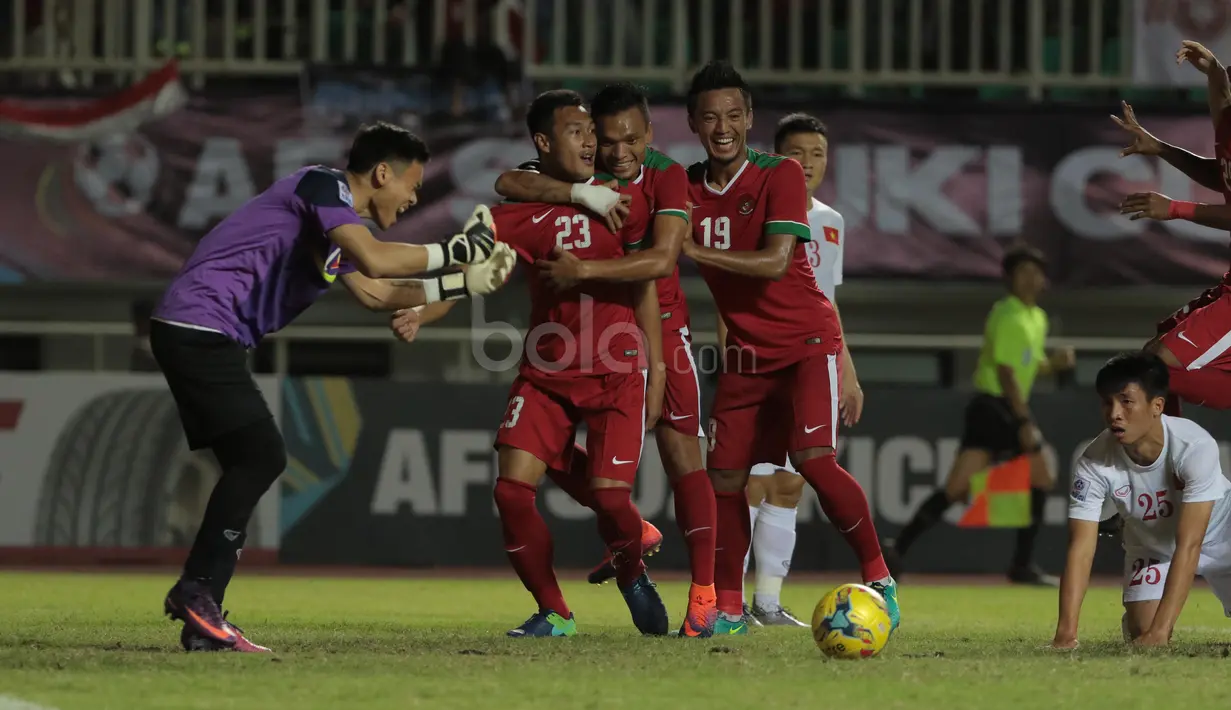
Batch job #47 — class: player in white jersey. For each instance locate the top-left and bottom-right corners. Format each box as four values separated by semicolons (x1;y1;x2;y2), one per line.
729;113;865;627
1053;352;1231;649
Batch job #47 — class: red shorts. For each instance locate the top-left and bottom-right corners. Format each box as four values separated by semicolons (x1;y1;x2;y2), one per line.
494;370;647;484
1159;284;1231;371
706;351;840;471
659;325;705;437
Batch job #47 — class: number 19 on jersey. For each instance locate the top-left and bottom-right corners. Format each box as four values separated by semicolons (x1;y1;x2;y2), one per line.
699;216;730;250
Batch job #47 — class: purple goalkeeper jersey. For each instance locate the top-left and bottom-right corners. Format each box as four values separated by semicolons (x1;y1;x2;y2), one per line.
154;166;365;348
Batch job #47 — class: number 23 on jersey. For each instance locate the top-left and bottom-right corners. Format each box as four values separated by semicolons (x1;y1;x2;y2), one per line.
555;214;592;251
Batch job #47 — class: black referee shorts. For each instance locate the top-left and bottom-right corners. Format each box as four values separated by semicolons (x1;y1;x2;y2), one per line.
958;393;1026;462
149;320;273;451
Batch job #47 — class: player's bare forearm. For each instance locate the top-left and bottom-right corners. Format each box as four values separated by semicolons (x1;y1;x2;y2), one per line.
1187;203;1231;231
1158;143;1224;192
342;272;429;311
716;314;728;352
583;215;687;282
1207;57;1231;123
997;365;1031;421
329;224;437;279
1146;500;1215;638
687;234;794;280
494;169;573;205
415;301;458;325
634;280;664;372
833;300;858;383
1055;520;1099;642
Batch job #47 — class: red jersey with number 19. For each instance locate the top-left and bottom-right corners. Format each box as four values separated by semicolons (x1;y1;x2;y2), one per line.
636;148;691;330
687;149;839;372
491;181;651;379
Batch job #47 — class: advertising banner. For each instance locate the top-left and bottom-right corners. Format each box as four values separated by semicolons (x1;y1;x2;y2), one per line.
278;379;1231;575
2;84;1230;286
0;374;282;554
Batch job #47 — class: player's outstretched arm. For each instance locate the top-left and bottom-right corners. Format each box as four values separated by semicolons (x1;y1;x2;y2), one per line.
1053;518;1099;649
1113;101;1223;191
683;232;795;280
537;213;686;289
1138;499;1216;646
635;280;665;431
494;168;630;232
329;205;498;279
1121;192;1231;230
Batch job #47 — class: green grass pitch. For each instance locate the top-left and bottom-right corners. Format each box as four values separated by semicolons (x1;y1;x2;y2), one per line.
1;571;1229;709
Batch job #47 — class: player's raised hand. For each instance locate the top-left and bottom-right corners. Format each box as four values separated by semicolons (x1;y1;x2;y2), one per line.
1177;39;1217;74
464;242;516;296
1111;101;1161;157
390;307;422;343
535;246;586;291
1120;191;1173;221
441;204;497;265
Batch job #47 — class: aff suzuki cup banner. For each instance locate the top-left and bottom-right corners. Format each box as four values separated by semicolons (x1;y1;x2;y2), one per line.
0;75;1229;286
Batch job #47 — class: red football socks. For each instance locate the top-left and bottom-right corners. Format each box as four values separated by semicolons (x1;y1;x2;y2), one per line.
592;487;645;586
797;453;891;583
713;489;752;615
1168;366;1231;410
671;469;716;587
493;478;570;617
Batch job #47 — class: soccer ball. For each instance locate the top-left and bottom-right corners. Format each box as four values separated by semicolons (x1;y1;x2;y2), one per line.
811;583;892;659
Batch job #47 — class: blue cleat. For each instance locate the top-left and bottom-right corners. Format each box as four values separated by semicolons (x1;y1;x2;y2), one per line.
507;610;576;638
618;572;669;636
869;577;901;633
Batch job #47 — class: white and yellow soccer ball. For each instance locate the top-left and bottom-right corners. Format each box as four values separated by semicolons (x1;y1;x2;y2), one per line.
811;583;893;659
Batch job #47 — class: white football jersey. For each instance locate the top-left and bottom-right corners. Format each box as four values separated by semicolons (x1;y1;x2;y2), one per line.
1069;415;1231;559
802;198;843;301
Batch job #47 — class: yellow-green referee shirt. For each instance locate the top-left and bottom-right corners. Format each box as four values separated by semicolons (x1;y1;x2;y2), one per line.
973;295;1049;401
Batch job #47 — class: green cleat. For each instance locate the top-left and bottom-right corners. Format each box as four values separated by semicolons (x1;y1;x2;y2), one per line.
507;610;577;638
713;612;749;636
869;577;900;633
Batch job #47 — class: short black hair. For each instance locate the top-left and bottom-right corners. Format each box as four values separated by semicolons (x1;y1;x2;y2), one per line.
1002;243;1047;278
346;122;430;174
773;113;828;153
590;82;650;123
526;89;587;138
1095;352;1170;401
686;60;752;115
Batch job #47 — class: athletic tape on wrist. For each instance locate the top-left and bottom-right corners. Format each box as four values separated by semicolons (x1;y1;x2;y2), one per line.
424;243;446;271
1168;200;1198;221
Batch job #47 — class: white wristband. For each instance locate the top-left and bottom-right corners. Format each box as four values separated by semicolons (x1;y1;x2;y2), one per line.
421;278;442;304
423;243;446;271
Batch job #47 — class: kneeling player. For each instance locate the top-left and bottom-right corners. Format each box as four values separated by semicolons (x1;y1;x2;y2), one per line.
1053;352;1231;649
489;89;669;638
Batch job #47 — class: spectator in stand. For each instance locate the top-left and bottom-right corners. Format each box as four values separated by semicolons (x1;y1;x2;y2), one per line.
436;0;523;120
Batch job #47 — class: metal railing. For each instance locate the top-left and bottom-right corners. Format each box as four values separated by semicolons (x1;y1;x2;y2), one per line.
0;0;1136;98
0;319;1145;374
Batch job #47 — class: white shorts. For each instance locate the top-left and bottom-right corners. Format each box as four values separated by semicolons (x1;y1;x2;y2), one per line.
1122;545;1231;616
749;458;798;477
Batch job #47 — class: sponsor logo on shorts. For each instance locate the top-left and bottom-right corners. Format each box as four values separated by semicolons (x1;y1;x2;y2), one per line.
804;423;826;434
1071;477;1087;501
611;457;634;465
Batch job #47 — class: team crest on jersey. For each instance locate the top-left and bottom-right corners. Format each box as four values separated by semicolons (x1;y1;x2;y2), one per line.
1114;485;1130;499
338;180;354;207
823;226;840;245
737;194;755;215
1071;478;1087;501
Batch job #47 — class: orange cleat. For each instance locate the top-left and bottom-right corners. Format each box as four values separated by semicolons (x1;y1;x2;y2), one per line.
587;519;663;585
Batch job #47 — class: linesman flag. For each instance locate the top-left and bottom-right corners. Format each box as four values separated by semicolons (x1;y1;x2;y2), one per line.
957;455;1032;528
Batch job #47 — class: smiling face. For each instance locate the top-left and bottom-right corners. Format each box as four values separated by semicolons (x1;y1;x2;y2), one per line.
596;107;652;180
367;160;424;230
688;88;751;165
535;105;597;182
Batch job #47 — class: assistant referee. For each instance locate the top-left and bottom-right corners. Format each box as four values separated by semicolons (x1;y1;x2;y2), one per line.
886;244;1076;586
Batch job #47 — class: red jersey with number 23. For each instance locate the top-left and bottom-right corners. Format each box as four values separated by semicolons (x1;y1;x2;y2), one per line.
491;181;651;379
637;148;691;330
687;149;839;372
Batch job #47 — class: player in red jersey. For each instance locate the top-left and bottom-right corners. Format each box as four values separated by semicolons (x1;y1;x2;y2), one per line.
679;61;899;635
1117;40;1231;417
489;89;669;638
494;82;719;638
